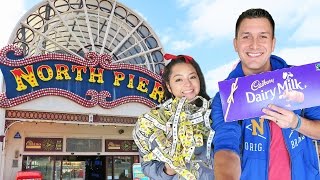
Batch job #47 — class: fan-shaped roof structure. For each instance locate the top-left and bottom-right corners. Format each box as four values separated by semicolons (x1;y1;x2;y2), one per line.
8;0;165;74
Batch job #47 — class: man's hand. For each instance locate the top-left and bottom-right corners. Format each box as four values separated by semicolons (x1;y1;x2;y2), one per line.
261;104;298;129
214;150;241;180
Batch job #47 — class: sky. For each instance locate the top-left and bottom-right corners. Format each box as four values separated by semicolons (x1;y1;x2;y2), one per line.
1;0;320;97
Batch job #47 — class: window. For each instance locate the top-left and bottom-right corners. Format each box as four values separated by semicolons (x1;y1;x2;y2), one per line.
66;138;102;152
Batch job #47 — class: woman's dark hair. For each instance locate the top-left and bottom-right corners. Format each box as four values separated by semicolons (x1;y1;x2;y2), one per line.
161;55;210;102
235;8;275;38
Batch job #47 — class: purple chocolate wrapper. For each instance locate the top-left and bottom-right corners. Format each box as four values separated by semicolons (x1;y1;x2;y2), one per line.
218;62;320;122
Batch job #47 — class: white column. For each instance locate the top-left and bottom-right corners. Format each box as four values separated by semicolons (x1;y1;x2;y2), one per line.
0;69;6;179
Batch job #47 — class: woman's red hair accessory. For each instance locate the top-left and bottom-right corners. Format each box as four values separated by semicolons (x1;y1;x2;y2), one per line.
163;53;193;63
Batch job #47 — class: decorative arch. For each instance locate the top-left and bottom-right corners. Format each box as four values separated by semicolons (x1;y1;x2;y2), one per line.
8;0;165;75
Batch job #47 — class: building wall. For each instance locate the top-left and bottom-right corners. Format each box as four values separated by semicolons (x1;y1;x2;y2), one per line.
3;121;136;179
7;96;151;117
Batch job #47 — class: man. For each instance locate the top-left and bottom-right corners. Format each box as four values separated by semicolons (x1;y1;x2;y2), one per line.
211;8;320;180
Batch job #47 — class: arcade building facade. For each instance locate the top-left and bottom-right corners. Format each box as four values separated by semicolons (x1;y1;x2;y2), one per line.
0;0;165;179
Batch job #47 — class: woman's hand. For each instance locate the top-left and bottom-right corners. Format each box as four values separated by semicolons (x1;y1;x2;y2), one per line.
164;163;176;176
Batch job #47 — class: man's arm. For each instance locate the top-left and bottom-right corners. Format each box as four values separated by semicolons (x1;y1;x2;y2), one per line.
293;116;320;140
211;93;242;179
261;104;320;140
214;150;241;180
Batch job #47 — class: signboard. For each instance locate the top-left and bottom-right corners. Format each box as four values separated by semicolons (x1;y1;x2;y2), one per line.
105;140;138;152
14;132;21;139
132;163;150;180
24;137;63;152
0;45;163;108
218;62;320;122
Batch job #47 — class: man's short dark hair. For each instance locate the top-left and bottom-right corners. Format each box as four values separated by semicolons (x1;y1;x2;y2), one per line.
235;8;275;38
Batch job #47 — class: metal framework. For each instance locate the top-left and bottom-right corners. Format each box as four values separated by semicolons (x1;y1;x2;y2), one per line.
8;0;165;74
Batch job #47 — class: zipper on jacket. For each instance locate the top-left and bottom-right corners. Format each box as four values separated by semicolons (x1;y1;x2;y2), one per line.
266;120;271;180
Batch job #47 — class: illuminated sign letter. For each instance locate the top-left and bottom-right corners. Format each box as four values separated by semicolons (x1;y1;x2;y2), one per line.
55;64;71;80
10;65;39;91
127;74;135;89
149;81;164;103
88;67;104;83
136;77;149;93
72;65;87;81
37;65;53;81
113;71;125;86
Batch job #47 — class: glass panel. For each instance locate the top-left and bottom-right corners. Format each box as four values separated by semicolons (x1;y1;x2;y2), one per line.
66;138;102;152
62;161;85;180
114;156;132;180
55;159;62;180
106;156;113;180
23;156;54;180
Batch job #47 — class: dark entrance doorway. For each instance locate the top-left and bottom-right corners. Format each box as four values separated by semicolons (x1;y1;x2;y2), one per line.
82;156;105;180
22;155;106;180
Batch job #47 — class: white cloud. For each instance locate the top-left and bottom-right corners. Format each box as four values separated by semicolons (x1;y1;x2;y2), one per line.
170;40;193;51
185;0;315;42
290;15;320;42
205;60;239;97
176;0;198;7
160;35;171;47
0;0;25;47
157;27;175;48
131;8;148;22
155;0;316;52
277;46;320;65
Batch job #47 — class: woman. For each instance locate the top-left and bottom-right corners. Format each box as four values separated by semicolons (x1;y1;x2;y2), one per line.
132;53;214;180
